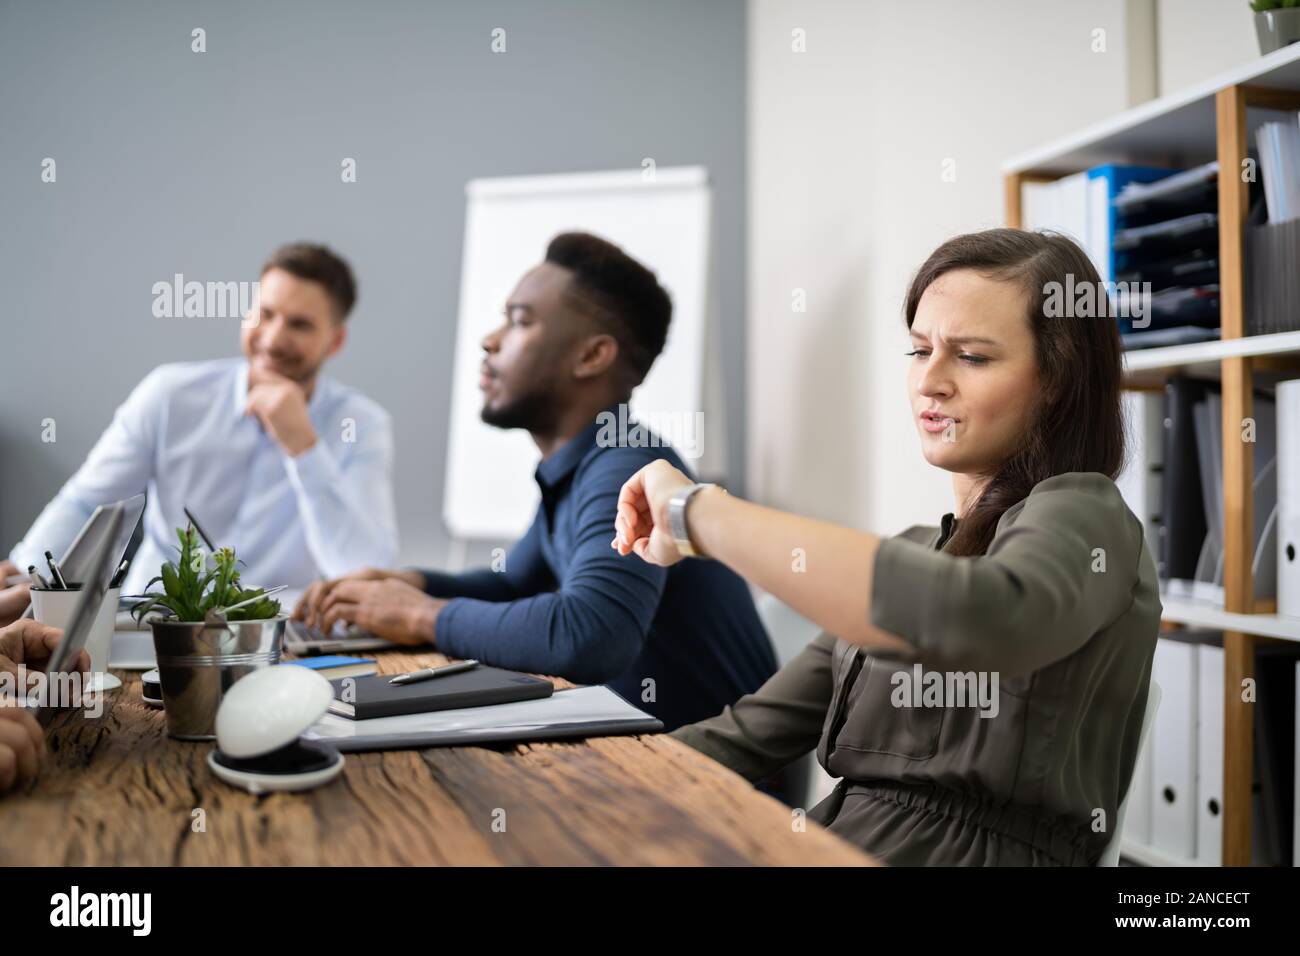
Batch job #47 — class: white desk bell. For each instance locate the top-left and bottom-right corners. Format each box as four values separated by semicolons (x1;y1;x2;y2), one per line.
207;665;345;794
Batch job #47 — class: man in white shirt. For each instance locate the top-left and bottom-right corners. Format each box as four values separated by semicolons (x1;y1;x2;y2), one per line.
5;242;398;600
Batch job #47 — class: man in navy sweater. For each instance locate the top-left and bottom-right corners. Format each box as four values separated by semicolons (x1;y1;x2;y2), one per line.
294;233;776;732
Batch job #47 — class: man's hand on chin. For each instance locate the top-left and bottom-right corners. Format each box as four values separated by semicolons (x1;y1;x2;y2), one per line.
317;579;447;647
245;366;318;457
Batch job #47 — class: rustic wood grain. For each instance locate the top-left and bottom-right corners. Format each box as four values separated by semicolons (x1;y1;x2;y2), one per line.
0;650;873;866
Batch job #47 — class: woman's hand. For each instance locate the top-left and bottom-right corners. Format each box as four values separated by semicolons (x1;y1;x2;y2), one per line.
612;459;695;566
616;461;911;657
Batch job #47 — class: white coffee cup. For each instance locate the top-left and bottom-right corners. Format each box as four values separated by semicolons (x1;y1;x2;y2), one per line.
29;585;122;691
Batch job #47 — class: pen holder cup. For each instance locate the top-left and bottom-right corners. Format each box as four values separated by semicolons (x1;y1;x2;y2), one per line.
148;616;286;740
30;584;121;687
1245;219;1300;336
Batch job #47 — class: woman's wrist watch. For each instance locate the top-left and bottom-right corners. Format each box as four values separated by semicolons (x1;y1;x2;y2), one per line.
668;482;724;557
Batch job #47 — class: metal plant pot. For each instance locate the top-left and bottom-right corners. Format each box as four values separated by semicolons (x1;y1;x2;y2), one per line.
149;616;286;740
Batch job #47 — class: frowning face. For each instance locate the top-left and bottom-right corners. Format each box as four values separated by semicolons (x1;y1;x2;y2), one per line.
906;268;1040;479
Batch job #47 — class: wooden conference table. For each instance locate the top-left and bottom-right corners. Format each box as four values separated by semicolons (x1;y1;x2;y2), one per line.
0;648;875;866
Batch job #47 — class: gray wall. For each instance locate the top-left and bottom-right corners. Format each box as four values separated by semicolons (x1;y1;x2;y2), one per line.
0;0;747;566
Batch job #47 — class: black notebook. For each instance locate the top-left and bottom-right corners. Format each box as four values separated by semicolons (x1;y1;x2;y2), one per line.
328;666;553;720
1160;376;1211;582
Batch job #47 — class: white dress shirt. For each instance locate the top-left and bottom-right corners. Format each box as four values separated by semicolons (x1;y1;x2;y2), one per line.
10;357;398;595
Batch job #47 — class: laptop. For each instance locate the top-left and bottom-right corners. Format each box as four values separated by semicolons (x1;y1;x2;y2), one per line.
33;504;123;726
284;620;402;655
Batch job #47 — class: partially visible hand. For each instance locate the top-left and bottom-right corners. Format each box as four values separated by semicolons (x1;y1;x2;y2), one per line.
294;568;425;628
612;459;695;567
0;559;22;582
0;708;45;792
0;619;90;694
316;579;445;647
245;367;318;457
0;583;31;628
0;619;91;793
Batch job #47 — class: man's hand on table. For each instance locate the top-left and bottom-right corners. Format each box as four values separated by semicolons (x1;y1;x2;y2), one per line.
293;568;445;646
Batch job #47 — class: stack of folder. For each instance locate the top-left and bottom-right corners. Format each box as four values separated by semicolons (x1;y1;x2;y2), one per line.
1129;629;1298;866
294;664;663;751
1245;116;1300;337
1117;375;1295;607
1112;162;1222;348
1138;376;1281;603
1022;162;1224;348
1257;117;1300;225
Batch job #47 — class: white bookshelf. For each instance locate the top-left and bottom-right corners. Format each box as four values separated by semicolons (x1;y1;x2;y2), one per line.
1122;329;1300;386
1159;594;1300;643
1004;42;1300;175
1005;39;1300;867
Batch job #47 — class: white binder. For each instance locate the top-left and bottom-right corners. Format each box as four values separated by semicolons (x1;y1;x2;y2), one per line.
1294;661;1300;867
1150;637;1199;860
1278;380;1300;618
1117;391;1165;562
1195;643;1224;865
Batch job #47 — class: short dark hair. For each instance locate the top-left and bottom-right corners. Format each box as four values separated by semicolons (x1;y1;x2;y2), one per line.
260;242;358;321
545;232;672;384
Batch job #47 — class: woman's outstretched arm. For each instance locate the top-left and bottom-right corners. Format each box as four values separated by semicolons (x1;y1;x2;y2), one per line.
612;459;912;654
616;461;1149;680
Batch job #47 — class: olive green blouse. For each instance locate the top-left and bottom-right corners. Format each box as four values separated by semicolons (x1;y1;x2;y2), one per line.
670;472;1162;866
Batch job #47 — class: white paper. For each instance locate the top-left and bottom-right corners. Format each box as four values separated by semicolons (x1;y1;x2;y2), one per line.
302;684;653;742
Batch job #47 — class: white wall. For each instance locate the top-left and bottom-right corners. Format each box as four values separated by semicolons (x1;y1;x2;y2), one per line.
1157;0;1259;95
747;0;1142;534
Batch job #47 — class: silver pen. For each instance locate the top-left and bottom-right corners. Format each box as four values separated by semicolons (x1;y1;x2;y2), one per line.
389;659;480;685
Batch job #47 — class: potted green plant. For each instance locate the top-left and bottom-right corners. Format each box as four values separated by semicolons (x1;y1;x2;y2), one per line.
1251;0;1300;54
133;526;286;740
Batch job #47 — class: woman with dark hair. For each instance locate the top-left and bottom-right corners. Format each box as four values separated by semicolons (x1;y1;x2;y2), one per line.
612;228;1161;866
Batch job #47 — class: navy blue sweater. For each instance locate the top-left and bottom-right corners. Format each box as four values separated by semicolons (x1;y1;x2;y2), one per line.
421;412;777;732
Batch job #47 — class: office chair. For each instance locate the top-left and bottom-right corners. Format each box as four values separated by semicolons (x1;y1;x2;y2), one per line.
754;593;837;810
1097;679;1163;866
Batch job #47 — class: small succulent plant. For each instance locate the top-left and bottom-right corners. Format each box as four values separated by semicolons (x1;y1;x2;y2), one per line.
131;526;281;623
